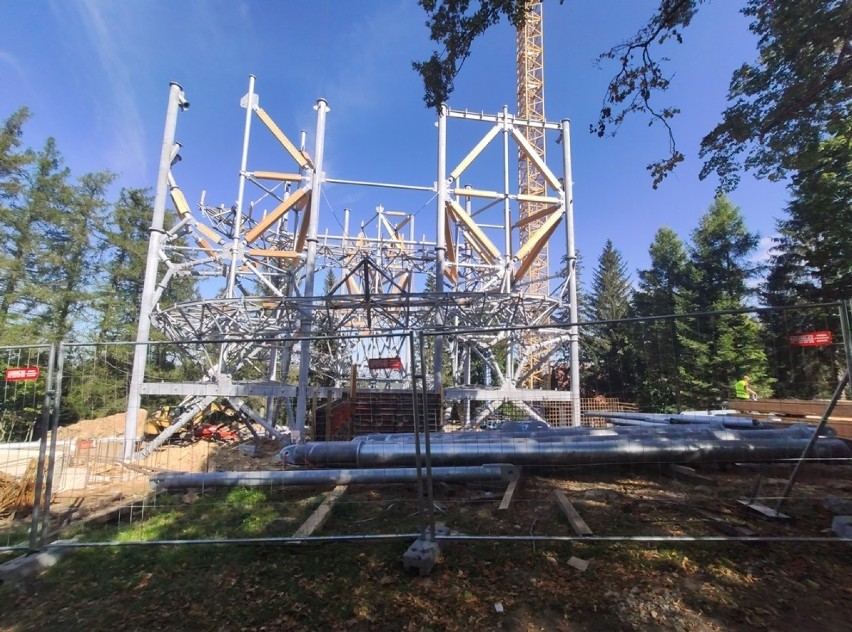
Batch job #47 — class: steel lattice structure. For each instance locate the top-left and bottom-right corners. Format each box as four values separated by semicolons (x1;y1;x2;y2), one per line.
124;11;581;455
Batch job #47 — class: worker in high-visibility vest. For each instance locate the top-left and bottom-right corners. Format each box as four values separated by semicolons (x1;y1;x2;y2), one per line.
734;375;757;400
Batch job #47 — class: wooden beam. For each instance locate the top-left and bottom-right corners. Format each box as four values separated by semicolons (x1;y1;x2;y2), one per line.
170;186;191;218
345;274;361;295
498;468;522;511
446;200;500;263
379;214;406;249
513;210;563;281
195;238;217;258
196;223;223;244
511;127;562;192
444;219;458;284
294;205;311;252
244;188;309;245
727;398;852;419
449;124;500;182
452;188;503;200
254;106;312;169
293;485;348;538
245;249;301;259
251;171;303;182
392;270;411;294
552;489;592;536
514;203;560;229
516;193;560;205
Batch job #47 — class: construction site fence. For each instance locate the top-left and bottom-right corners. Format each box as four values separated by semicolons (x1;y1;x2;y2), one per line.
0;302;851;558
0;344;54;550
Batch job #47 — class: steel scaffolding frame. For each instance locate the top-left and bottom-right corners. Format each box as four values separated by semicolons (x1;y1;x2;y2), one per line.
125;76;581;455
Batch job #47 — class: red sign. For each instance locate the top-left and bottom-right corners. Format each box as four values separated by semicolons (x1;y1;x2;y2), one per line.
367;357;403;371
789;331;833;347
5;366;40;381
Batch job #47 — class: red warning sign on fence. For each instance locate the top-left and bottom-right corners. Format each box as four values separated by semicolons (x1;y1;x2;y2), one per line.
367;357;403;370
788;331;833;347
5;366;40;381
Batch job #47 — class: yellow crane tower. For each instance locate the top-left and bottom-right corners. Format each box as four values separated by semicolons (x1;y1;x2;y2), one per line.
517;0;547;296
517;0;549;388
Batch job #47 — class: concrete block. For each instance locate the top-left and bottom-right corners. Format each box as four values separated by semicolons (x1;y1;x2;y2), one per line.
0;539;77;585
402;524;451;576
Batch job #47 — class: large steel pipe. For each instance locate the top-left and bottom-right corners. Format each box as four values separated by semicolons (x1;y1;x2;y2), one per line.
150;463;518;490
591;411;760;428
279;429;851;468
355;424;822;444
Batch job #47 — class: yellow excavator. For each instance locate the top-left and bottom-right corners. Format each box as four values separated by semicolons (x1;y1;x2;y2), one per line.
144;401;240;442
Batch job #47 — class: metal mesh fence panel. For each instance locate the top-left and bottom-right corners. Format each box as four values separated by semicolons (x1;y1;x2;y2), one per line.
417;303;852;544
0;345;53;550
36;336;439;548
8;303;851;555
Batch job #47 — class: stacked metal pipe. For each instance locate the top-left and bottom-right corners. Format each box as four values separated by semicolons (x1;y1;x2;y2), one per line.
278;424;851;469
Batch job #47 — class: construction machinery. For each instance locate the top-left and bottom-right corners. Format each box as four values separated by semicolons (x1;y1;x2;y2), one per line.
144;401;242;443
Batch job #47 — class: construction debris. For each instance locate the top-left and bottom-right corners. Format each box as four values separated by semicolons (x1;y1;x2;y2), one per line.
0;458;38;515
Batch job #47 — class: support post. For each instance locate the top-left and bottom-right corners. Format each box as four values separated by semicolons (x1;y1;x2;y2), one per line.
38;343;65;546
294;98;329;440
560;118;581;426
125;82;188;460
28;344;55;551
219;74;256;374
433;106;448;391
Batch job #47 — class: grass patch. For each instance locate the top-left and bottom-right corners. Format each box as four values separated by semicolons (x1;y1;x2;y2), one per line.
2;469;851;631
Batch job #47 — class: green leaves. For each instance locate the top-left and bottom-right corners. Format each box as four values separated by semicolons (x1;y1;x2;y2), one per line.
699;0;852;189
413;0;533;111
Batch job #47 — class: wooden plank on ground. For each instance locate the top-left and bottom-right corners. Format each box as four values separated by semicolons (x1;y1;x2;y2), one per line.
692;507;757;537
293;485;348;538
498;468;522;511
737;499;790;520
661;464;717;487
552;489;593;536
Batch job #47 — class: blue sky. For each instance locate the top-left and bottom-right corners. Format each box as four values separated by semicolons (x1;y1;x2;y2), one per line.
0;0;787;288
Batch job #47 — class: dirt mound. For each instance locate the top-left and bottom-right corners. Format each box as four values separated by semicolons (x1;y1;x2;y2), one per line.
57;410;148;440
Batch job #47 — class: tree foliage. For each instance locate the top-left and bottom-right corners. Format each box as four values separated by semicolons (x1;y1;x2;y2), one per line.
413;0;531;110
700;0;852;189
760;112;851;397
678;195;770;405
632;227;693;411
581;240;636;398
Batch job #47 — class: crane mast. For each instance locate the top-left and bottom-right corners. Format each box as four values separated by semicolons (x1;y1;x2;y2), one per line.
517;0;547;297
516;0;549;389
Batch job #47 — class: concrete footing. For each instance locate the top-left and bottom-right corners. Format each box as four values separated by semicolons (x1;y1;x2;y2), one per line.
403;524;451;576
0;539;77;586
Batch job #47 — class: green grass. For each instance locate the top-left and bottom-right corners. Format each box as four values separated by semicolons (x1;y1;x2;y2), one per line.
2;471;852;631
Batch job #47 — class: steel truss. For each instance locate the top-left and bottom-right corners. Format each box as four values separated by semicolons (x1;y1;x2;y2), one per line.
125;76;581;454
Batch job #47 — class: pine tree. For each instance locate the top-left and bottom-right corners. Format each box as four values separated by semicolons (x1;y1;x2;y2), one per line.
632;227;692;411
0;137;74;341
680;195;770;407
0;109;35;342
761;113;851;397
96;188;152;342
582;240;636;400
37;170;115;343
